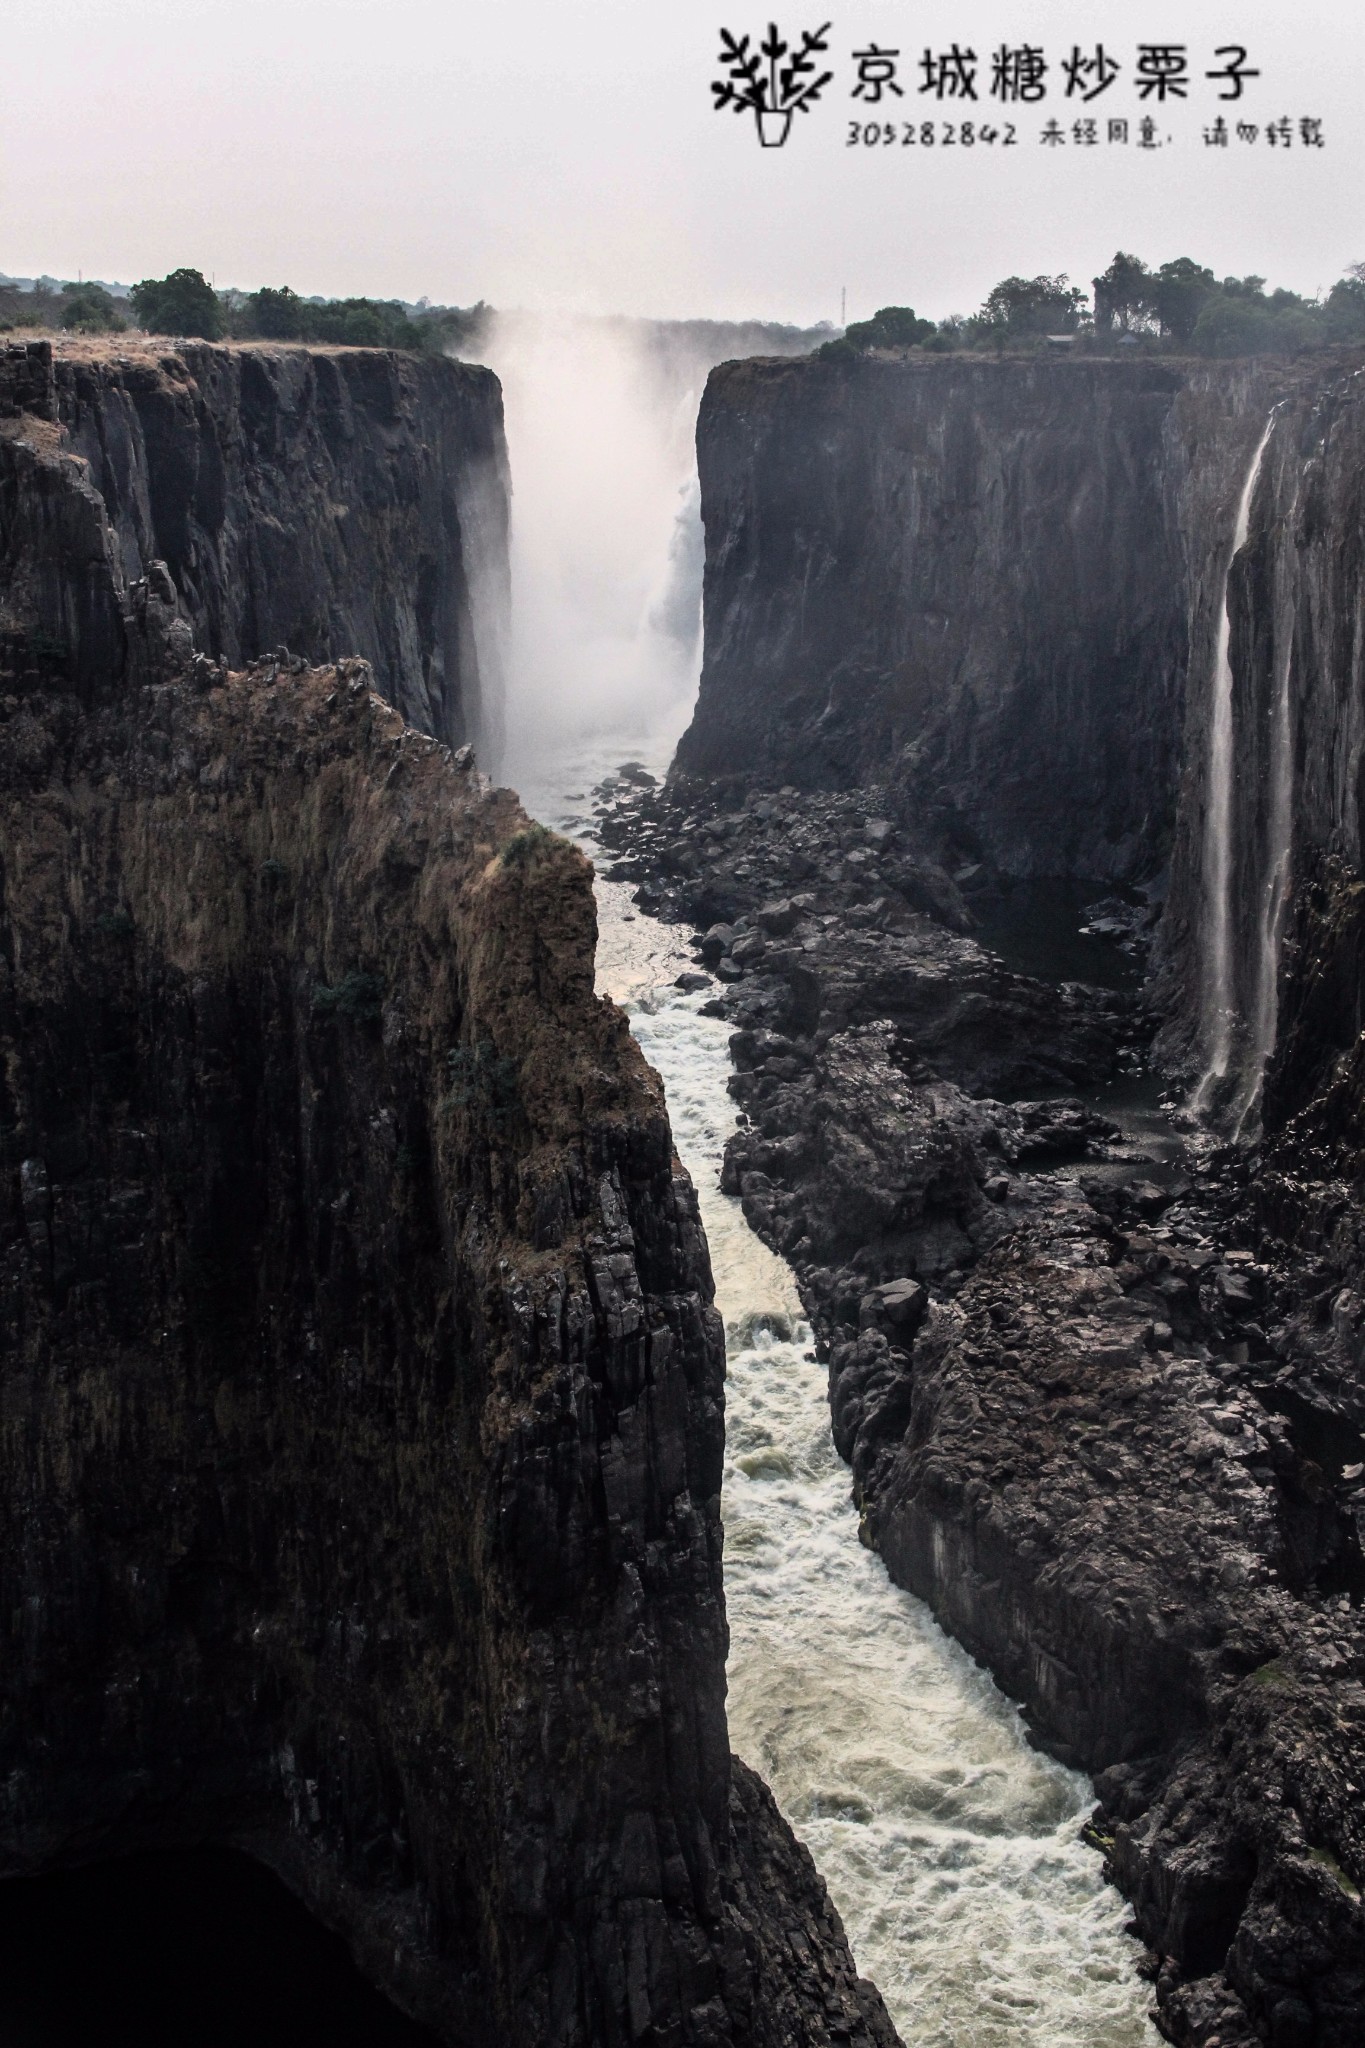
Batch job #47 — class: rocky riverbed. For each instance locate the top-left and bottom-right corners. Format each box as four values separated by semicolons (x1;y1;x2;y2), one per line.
594;764;1365;2048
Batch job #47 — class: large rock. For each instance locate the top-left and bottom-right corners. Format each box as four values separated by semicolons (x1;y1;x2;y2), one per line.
1;335;508;755
673;351;1302;884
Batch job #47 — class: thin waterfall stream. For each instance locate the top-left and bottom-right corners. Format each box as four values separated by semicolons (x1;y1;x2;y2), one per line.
1235;460;1300;1140
1194;410;1280;1118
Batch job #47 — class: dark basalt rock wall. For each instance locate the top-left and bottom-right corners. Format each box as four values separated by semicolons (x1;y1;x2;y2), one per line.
0;370;898;2047
628;345;1365;2044
675;352;1294;884
1157;366;1365;1101
1;336;507;755
607;760;1365;2043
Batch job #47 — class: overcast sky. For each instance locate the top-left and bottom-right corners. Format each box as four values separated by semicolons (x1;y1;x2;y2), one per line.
3;0;1358;324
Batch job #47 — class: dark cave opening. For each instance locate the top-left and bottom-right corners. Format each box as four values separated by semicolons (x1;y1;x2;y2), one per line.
0;1847;439;2048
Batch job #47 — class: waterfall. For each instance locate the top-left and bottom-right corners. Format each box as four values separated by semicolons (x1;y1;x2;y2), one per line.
1192;410;1279;1119
461;445;513;771
472;312;707;791
1234;471;1299;1139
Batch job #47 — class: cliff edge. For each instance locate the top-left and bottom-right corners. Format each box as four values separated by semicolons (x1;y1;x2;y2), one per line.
1;335;507;756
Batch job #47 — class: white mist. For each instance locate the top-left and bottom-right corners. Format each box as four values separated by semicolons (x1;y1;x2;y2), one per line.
475;311;706;798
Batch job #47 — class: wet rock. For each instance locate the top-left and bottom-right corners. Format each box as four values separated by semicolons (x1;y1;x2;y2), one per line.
860;1279;929;1336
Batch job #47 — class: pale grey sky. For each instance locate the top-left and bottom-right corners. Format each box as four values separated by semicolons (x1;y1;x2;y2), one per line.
2;0;1358;324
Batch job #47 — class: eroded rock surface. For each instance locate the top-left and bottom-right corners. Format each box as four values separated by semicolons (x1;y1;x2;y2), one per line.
1;335;507;752
674;353;1303;881
0;352;898;2047
601;343;1365;2045
597;724;1365;2045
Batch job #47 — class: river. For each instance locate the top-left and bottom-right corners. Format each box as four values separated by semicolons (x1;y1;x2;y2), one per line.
519;752;1160;2048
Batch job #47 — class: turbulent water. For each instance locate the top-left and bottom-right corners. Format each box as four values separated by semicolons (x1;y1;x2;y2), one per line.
521;756;1158;2048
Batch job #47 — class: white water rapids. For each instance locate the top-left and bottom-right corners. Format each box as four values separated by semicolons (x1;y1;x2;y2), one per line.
517;755;1158;2048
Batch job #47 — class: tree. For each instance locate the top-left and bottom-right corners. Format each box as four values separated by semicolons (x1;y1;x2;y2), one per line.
1192;296;1273;355
129;268;222;339
305;297;416;348
1324;263;1365;341
1152;258;1216;344
980;273;1087;336
59;284;125;334
1093;252;1154;334
247;286;303;339
841;305;938;351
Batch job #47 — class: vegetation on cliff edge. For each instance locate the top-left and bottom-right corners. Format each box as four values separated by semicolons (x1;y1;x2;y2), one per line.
825;252;1365;360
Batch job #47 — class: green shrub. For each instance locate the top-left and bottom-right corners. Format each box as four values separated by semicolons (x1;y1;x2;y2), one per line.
1309;1845;1361;1900
311;969;384;1021
60;284;126;334
247;286;304;339
499;822;560;872
439;1042;520;1130
24;627;67;666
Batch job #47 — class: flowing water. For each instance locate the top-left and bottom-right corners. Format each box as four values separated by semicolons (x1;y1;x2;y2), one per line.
518;754;1158;2048
493;311;1156;2045
1235;461;1300;1141
1194;411;1280;1117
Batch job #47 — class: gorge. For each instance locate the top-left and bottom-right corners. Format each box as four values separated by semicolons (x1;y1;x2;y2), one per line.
4;322;1365;2048
605;344;1365;2047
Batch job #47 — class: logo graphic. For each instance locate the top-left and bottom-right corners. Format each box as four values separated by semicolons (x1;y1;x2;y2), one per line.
712;23;833;146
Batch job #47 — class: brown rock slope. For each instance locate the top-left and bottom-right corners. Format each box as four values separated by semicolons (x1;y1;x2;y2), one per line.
0;375;898;2046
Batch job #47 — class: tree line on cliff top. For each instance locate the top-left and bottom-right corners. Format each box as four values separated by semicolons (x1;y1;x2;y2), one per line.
0;268;487;353
825;251;1365;359
8;253;1364;362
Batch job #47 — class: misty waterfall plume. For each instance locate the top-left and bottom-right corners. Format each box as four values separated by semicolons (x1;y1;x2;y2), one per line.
461;443;513;772
472;312;710;794
1191;408;1280;1124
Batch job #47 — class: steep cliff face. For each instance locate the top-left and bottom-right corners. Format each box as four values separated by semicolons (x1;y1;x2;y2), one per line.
0;370;897;2047
1158;366;1365;1115
677;345;1365;1101
675;353;1297;883
635;347;1365;2045
1;336;507;755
